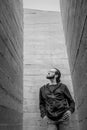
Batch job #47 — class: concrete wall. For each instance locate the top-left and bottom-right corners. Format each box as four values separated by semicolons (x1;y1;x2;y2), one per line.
24;9;74;130
60;0;87;130
0;0;23;130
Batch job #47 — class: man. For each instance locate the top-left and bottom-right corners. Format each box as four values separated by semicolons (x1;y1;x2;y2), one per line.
39;68;75;130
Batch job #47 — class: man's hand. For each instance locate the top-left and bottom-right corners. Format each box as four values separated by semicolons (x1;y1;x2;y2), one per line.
62;110;71;121
43;116;48;120
43;116;48;125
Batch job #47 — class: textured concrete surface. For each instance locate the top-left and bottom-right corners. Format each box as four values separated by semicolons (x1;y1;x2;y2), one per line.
60;0;87;130
0;0;23;129
23;9;75;130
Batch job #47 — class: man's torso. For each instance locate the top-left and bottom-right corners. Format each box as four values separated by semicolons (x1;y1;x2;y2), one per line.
41;83;69;121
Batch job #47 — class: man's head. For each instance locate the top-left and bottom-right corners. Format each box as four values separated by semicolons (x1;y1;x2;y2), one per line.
46;68;61;83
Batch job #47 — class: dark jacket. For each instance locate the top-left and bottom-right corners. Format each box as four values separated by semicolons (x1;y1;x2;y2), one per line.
39;82;75;121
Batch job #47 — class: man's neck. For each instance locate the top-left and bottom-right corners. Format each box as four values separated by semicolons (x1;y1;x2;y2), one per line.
50;80;57;85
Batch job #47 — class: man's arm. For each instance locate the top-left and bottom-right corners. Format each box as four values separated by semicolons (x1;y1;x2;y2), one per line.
64;85;75;114
39;87;46;118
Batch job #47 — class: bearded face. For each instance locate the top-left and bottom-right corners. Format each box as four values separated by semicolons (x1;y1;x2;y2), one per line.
46;69;56;79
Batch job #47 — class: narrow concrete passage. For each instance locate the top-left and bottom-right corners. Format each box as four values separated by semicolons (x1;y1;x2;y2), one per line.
23;9;74;130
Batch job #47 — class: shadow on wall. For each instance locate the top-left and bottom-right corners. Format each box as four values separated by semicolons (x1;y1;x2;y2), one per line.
60;0;87;130
0;0;23;130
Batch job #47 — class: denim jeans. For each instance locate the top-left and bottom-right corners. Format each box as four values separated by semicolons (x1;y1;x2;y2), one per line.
46;115;71;130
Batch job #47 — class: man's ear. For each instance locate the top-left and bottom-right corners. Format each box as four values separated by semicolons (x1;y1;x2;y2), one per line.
55;74;58;78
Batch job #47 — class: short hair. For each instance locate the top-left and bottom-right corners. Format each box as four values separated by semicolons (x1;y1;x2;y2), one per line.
54;68;61;83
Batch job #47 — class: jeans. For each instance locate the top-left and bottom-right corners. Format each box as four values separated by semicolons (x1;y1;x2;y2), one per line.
46;115;71;130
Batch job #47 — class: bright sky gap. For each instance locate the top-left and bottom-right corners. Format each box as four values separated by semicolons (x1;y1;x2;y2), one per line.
23;0;60;11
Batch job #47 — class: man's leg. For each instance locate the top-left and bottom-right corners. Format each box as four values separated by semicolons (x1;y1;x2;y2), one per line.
47;118;57;130
58;119;70;130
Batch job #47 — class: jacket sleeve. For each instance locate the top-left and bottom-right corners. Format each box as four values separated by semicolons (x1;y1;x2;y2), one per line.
39;87;46;118
64;85;75;113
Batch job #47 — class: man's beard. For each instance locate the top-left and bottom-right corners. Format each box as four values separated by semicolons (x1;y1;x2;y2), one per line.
46;75;55;79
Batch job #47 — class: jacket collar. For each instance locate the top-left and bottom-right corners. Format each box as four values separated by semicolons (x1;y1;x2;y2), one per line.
47;82;61;92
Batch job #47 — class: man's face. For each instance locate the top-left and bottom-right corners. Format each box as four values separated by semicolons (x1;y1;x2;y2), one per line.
46;69;56;79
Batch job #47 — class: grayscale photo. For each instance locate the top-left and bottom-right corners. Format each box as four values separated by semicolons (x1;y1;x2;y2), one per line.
0;0;86;130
